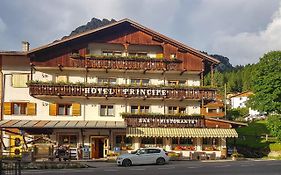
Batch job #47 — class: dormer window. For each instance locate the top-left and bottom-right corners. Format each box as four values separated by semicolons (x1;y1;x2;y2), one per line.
102;51;122;56
128;52;147;57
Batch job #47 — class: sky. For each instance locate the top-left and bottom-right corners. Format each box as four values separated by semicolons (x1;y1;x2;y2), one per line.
1;0;281;66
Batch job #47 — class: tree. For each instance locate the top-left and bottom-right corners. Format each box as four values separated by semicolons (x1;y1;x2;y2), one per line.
248;51;281;114
266;115;281;141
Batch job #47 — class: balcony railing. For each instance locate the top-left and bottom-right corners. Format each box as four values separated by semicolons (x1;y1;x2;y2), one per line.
201;110;225;118
69;55;183;71
28;83;217;100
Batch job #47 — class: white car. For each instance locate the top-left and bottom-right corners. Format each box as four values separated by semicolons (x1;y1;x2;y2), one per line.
117;148;169;167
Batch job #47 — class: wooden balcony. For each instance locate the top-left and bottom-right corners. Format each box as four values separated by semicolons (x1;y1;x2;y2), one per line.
201;109;225;118
69;55;183;71
28;83;217;100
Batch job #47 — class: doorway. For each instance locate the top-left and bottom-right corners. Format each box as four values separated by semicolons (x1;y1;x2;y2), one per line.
90;136;109;159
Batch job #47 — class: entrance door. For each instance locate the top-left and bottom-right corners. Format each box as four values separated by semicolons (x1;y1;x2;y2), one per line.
91;137;108;159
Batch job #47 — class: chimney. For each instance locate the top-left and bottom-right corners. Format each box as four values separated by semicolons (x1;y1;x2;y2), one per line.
22;41;30;52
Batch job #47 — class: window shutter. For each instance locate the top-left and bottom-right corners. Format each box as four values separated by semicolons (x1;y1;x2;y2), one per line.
49;103;57;116
72;103;81;116
27;103;36;115
4;102;12;115
156;53;163;59
12;74;28;87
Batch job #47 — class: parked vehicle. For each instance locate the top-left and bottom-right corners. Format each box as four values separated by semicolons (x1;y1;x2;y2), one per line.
117;148;169;167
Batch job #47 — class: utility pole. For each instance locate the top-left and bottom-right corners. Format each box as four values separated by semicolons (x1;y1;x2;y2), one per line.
224;83;227;119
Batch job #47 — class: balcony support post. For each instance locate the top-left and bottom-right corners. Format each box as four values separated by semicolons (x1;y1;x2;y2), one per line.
211;63;214;86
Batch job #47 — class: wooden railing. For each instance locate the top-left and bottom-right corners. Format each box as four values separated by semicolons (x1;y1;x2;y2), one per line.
201;110;225;118
69;56;182;71
28;83;216;100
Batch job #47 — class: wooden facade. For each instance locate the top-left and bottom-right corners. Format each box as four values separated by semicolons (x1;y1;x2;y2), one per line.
29;20;218;72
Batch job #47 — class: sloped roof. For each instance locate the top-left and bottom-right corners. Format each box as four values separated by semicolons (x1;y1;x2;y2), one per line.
0;51;26;56
28;18;219;64
230;91;253;98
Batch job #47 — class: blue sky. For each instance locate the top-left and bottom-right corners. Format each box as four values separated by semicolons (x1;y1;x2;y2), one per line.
0;0;281;65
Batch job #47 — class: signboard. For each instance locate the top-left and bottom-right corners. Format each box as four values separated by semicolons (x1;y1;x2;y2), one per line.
82;145;90;159
84;87;167;96
125;115;205;128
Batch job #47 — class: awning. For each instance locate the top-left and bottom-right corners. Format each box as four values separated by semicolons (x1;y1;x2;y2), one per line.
0;120;126;129
126;127;238;138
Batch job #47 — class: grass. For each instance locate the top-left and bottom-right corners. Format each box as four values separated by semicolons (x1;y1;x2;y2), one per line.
269;143;281;151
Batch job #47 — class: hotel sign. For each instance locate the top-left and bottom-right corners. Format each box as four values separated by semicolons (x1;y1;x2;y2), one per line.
84;87;167;97
125;115;205;128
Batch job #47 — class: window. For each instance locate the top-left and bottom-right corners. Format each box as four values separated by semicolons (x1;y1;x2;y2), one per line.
100;105;114;116
102;51;122;56
58;134;78;147
168;80;186;86
203;138;219;151
131;79;149;86
141;137;163;148
168;106;186;114
172;138;194;150
170;54;176;59
115;135;133;150
58;104;71;115
128;52;147;57
207;108;217;113
98;78;116;85
12;103;27;115
49;103;80;116
131;105;149;114
179;138;193;145
203;138;218;145
147;149;161;154
56;75;68;83
12;74;29;88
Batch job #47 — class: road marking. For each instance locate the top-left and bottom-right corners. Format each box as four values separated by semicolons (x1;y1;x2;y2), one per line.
129;168;145;171
104;169;119;172
241;164;254;167
215;165;230;168
188;166;200;169
267;163;280;166
158;166;175;170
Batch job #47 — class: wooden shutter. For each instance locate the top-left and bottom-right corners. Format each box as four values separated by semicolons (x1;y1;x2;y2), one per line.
4;102;12;115
49;103;57;116
72;103;81;116
156;53;163;59
27;103;36;115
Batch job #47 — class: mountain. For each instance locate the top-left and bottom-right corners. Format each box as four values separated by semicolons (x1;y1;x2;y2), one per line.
211;54;234;72
61;17;116;40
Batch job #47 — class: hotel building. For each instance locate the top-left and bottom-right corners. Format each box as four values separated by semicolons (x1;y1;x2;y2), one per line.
0;19;241;160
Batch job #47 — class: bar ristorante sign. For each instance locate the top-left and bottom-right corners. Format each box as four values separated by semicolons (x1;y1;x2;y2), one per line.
124;114;205;128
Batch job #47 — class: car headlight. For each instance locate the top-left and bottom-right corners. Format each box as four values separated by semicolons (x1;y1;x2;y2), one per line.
117;157;123;160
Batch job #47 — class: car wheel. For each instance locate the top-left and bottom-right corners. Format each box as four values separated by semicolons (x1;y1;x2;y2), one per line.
156;157;165;165
122;159;132;167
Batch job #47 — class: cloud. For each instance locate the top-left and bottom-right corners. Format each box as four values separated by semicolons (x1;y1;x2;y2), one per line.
212;3;281;65
0;0;281;66
0;18;6;32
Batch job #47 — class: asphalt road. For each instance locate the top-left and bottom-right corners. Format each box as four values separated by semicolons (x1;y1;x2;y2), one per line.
22;160;281;175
